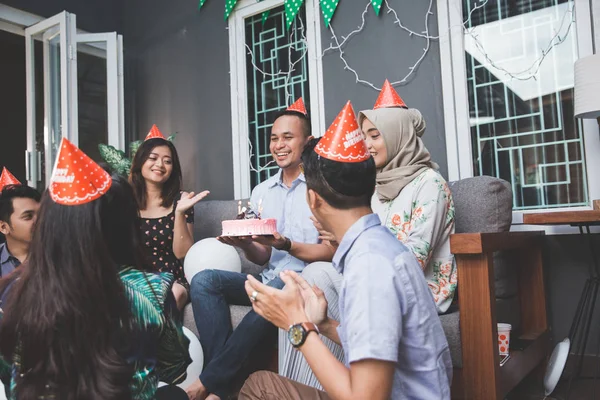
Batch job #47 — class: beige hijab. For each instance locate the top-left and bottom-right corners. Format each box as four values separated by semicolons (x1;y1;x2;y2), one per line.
359;108;438;202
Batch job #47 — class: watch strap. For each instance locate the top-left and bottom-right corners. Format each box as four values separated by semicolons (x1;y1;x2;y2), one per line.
290;322;319;348
300;322;319;335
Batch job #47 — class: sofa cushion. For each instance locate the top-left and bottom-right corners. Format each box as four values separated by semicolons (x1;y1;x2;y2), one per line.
440;310;462;368
449;176;512;234
183;303;199;339
194;199;264;276
450;176;518;322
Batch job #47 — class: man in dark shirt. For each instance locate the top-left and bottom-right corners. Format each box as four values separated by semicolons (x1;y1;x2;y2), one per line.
0;184;41;277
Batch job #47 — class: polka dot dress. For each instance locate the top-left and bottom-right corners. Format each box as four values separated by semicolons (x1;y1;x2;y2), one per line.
140;193;194;290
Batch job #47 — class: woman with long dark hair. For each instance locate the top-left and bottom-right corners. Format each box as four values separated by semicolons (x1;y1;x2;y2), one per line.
0;139;191;400
130;128;209;310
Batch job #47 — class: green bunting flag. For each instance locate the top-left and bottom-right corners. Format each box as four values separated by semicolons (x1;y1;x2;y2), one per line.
320;0;340;28
224;0;239;20
198;0;207;11
285;0;305;30
371;0;383;15
262;10;270;26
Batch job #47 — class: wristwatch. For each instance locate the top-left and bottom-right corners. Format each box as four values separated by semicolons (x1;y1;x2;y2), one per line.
287;322;319;348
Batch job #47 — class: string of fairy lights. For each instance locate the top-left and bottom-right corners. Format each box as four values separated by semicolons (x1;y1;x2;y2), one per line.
244;0;575;171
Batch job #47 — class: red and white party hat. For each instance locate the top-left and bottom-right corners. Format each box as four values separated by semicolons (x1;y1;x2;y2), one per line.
48;138;112;206
314;101;370;163
145;124;167;141
373;79;407;109
287;97;307;115
0;167;21;191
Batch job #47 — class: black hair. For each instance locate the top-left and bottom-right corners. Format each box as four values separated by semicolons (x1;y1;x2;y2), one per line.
0;174;140;400
129;138;182;210
274;110;312;137
301;138;376;209
0;185;42;224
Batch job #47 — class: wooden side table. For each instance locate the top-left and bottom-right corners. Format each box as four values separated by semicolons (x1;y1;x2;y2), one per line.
523;209;600;398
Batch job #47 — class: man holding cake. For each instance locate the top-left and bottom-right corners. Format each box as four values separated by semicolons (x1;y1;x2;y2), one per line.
186;99;323;400
238;101;452;399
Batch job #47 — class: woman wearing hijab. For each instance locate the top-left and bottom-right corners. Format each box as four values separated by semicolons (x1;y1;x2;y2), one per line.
279;96;457;390
360;107;456;311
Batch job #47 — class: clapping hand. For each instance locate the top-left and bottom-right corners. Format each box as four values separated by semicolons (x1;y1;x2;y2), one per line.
244;272;308;330
286;270;329;327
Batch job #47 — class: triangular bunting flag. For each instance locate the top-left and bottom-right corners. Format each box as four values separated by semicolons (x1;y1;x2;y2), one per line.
224;0;239;20
371;0;383;15
198;0;208;11
320;0;340;28
262;10;270;26
0;167;21;191
285;0;305;30
145;124;167;141
287;97;308;115
49;138;112;206
315;101;370;163
374;79;408;109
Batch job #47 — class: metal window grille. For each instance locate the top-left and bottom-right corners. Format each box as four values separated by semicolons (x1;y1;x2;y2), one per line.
463;0;587;210
245;5;310;189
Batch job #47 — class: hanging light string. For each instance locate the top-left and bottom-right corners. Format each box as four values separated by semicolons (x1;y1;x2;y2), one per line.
245;15;308;173
322;0;574;89
245;14;308;103
464;2;575;81
243;0;575;173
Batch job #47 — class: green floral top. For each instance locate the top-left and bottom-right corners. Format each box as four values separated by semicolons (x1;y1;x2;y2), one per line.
372;168;457;313
1;267;191;399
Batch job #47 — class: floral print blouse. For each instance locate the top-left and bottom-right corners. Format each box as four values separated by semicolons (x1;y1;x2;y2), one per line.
371;168;457;314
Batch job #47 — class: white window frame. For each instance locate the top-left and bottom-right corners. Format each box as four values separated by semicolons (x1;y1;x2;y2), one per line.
1;4;125;187
437;0;600;233
228;0;325;199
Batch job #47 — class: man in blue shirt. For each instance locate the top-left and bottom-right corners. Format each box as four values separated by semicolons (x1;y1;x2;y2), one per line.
0;184;41;278
240;102;452;399
186;109;320;400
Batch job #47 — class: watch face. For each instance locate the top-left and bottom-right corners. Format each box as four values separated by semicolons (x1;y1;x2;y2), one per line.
288;324;304;347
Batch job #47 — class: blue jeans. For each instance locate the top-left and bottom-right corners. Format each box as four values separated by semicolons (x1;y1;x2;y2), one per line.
190;269;284;399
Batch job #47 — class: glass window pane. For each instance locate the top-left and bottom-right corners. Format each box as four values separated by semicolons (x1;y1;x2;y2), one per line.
245;6;310;189
463;0;587;210
77;51;108;162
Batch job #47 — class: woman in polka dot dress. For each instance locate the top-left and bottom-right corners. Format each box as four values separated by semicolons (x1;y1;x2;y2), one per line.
130;138;209;310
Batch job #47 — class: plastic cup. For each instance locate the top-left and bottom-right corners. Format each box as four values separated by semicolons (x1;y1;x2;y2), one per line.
497;323;512;356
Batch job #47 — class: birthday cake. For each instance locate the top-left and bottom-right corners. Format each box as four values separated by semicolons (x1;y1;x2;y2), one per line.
221;201;277;237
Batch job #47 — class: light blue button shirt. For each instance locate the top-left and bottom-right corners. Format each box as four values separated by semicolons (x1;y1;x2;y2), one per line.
333;213;453;399
249;170;319;283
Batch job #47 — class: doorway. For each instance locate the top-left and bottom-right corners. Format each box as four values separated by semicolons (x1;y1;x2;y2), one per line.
0;4;124;190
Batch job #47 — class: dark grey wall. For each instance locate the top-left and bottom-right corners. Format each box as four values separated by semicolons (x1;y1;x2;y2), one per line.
122;0;448;198
320;1;448;178
123;0;233;200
